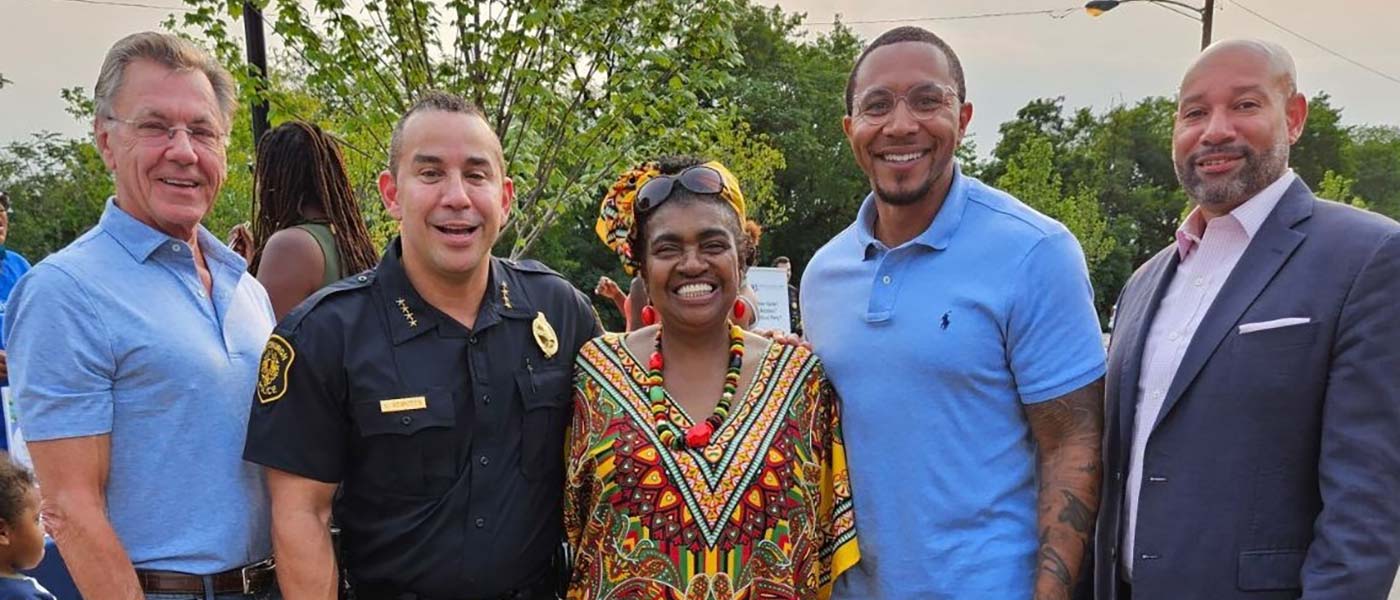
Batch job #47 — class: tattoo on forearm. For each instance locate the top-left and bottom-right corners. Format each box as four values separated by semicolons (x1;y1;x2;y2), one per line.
1026;380;1105;600
1057;490;1094;535
1038;529;1073;586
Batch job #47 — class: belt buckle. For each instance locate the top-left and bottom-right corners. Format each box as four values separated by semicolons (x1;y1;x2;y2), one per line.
241;558;274;595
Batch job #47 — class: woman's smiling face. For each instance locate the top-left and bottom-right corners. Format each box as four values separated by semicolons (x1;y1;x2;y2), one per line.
640;198;744;331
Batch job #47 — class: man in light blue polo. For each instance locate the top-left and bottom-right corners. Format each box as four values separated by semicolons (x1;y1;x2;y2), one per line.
3;32;277;598
802;26;1107;599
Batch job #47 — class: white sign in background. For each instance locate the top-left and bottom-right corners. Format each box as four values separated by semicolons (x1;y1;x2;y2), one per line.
745;267;791;334
1;386;31;469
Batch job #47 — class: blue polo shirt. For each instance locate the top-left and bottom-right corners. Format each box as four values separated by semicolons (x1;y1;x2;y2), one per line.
802;168;1106;599
3;198;275;574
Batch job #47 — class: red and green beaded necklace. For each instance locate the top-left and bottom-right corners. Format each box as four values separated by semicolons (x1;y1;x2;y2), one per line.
645;323;745;450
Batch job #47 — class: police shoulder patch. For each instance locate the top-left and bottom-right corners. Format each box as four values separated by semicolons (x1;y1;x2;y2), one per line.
257;334;296;404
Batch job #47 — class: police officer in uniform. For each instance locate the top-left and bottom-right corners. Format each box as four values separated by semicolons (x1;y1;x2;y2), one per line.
244;91;598;600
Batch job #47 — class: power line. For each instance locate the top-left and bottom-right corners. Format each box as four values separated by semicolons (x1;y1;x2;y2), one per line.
33;0;192;11
1147;1;1201;23
1230;0;1400;87
806;7;1081;26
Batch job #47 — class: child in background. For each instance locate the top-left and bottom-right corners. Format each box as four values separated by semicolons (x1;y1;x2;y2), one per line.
0;457;52;600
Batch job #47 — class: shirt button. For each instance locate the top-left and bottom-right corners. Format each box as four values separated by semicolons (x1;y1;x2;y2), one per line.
469;336;479;345
482;394;491;405
881;275;892;285
1193;277;1205;287
475;517;486;528
400;416;412;426
1168;332;1180;341
197;289;206;298
171;243;182;252
357;275;368;282
479;456;490;466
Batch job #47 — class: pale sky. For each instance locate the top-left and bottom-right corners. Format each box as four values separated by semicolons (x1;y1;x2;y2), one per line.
3;0;1399;153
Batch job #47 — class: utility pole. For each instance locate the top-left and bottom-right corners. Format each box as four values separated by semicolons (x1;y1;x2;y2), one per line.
1200;0;1215;50
243;1;270;147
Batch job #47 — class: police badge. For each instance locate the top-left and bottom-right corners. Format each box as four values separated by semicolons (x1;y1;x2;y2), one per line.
532;312;559;359
257;334;295;404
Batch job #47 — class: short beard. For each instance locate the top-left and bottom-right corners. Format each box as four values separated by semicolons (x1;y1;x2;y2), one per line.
1177;142;1289;211
874;175;935;207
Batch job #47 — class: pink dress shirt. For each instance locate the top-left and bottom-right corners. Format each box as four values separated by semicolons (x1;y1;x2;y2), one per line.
1122;170;1297;578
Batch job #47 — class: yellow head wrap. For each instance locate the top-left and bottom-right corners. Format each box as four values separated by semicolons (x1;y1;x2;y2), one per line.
595;160;746;275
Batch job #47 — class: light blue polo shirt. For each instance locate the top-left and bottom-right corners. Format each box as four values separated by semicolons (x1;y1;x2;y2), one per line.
802;168;1106;599
4;198;275;574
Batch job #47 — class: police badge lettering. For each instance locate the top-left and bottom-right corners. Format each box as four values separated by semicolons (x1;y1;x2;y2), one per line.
257;334;295;404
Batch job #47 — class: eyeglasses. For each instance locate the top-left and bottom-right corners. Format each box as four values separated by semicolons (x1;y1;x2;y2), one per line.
106;115;227;148
635;165;725;213
853;83;959;125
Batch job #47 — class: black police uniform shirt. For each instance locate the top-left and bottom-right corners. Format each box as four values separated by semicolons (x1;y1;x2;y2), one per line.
243;239;599;598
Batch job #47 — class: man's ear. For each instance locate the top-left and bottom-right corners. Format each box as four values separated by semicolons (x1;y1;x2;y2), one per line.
378;170;403;221
1285;92;1309;145
0;519;12;546
498;176;515;231
957;100;975;139
94;120;118;172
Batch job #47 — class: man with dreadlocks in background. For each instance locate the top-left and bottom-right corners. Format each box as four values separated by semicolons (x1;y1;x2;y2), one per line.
230;120;380;319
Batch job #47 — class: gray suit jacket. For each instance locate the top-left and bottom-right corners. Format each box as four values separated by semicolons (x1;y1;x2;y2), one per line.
1095;179;1400;599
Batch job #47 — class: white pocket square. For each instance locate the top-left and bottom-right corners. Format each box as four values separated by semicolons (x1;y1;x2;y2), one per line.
1238;317;1311;334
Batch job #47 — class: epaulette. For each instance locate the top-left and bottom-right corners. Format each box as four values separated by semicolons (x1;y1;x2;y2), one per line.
276;268;377;333
501;257;568;281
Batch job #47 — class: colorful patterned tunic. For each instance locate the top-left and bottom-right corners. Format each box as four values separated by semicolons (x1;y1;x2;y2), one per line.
565;334;859;600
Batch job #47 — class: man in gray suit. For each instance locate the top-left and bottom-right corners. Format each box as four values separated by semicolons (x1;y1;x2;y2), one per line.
1095;39;1400;599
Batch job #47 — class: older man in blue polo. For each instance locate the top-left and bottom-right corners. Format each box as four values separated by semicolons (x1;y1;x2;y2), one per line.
4;32;277;598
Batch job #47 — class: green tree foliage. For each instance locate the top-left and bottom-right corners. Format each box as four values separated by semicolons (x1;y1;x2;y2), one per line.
1345;125;1400;217
1290;93;1351;188
1318;170;1367;209
171;0;749;262
725;6;866;276
996;134;1114;272
0;133;111;259
985;97;1186;323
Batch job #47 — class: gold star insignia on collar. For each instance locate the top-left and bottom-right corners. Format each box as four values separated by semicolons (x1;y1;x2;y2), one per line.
500;281;513;310
395;297;418;328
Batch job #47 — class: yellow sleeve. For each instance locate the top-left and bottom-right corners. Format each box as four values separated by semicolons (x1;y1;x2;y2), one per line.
815;368;860;600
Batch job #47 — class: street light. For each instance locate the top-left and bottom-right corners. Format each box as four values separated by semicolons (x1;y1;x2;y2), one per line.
1085;0;1215;50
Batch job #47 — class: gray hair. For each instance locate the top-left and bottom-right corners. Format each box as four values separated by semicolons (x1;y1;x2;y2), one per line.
94;32;236;127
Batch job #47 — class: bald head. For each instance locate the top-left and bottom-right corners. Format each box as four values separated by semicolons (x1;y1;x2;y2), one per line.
1182;39;1298;99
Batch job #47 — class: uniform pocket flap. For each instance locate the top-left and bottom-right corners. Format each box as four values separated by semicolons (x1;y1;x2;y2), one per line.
516;366;574;411
351;390;455;436
1237;549;1305;591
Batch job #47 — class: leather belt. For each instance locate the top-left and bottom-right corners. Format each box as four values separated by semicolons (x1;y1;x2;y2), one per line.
136;558;276;595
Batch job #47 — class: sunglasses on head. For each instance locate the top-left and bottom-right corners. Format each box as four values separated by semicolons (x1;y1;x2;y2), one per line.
635;165;725;213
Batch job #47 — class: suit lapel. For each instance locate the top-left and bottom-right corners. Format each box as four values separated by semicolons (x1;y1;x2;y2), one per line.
1116;248;1180;439
1153;181;1314;430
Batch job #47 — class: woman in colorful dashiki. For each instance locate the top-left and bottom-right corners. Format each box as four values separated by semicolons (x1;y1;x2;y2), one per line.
569;156;858;600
